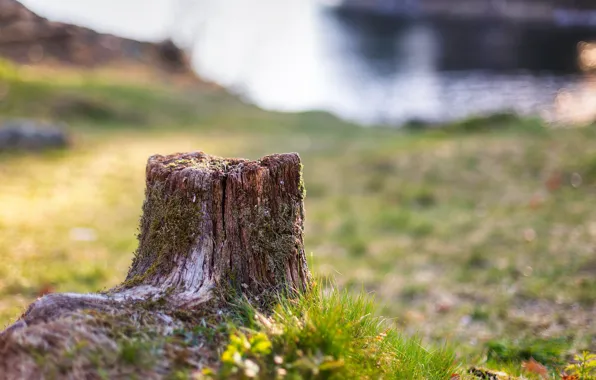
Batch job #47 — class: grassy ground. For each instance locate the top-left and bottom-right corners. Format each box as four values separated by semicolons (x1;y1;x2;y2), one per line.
2;63;596;377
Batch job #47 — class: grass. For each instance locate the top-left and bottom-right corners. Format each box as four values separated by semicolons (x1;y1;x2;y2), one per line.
2;63;596;377
208;285;455;379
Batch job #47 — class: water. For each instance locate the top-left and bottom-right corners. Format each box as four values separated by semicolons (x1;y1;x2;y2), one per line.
187;0;596;125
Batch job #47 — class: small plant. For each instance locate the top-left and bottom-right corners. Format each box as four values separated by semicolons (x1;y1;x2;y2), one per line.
219;332;272;378
565;351;596;380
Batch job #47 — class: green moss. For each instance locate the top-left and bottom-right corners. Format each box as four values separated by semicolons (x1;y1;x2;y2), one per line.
247;202;300;291
124;180;205;287
120;261;157;288
299;163;306;199
163;156;235;172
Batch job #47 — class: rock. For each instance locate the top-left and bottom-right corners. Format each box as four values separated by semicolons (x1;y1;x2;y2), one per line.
0;120;69;152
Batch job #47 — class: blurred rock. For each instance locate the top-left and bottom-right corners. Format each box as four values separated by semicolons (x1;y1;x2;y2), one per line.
0;120;69;152
156;39;191;73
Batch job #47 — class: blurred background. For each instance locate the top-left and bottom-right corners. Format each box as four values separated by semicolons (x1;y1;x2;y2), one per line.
2;0;596;369
9;0;596;124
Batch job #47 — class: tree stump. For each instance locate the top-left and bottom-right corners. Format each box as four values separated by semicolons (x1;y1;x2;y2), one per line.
0;151;311;377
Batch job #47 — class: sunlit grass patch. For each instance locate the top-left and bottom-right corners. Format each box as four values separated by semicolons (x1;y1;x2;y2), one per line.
208;285;455;379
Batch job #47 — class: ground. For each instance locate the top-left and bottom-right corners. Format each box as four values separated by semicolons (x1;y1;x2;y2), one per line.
1;62;596;378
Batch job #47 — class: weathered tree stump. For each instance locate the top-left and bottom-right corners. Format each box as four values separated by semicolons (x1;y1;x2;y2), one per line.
0;151;311;377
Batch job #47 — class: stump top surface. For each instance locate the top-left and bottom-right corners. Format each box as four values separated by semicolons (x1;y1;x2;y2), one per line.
148;151;301;176
149;152;246;173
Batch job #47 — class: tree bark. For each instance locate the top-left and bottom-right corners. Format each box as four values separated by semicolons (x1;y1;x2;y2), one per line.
0;151;311;376
120;151;311;306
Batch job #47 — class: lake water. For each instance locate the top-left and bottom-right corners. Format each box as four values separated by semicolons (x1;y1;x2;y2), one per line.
20;0;596;126
187;0;596;125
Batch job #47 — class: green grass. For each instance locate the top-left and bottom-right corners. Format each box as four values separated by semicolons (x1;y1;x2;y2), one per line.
205;285;455;379
485;337;569;367
2;64;596;377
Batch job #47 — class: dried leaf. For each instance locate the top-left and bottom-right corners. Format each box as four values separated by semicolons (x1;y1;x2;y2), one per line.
36;283;56;297
545;171;563;192
561;375;579;380
522;358;548;378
